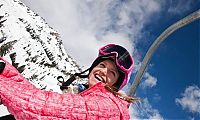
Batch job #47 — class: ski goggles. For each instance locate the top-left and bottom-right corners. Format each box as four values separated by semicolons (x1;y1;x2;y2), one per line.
99;44;134;89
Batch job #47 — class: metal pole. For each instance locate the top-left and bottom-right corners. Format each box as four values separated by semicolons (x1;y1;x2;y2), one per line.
128;9;200;96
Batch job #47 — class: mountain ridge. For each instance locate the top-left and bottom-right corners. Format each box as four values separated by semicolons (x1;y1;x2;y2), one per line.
0;0;86;93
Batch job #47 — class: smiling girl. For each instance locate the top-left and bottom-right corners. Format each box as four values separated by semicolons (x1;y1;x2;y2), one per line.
0;44;138;120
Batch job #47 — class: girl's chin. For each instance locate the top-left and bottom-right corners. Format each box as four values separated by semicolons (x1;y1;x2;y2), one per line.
89;80;101;87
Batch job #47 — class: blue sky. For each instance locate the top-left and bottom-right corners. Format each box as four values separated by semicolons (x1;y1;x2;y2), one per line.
131;1;200;119
135;17;199;119
16;0;200;119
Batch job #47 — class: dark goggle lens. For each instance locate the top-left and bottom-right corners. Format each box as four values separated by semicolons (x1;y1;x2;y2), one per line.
102;45;133;69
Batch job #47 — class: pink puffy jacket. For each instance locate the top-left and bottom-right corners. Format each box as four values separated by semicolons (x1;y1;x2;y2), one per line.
0;58;130;120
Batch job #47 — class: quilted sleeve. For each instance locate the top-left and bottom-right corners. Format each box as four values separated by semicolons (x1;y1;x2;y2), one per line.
0;59;88;120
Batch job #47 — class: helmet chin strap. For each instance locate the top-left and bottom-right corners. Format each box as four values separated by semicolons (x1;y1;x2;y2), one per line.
60;68;89;91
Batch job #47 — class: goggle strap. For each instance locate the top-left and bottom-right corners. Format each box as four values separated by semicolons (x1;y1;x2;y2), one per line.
117;51;129;61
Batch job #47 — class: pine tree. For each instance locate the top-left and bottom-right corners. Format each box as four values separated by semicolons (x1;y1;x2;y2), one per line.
10;52;25;73
0;40;17;57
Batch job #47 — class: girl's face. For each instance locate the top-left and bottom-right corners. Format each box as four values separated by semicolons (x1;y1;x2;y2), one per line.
88;60;119;87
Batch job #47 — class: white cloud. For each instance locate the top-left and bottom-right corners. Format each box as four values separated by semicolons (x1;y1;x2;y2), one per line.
21;0;162;69
141;72;157;89
167;0;195;15
129;98;163;119
175;85;200;114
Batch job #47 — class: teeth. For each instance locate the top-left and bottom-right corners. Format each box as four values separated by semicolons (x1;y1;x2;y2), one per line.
95;75;103;82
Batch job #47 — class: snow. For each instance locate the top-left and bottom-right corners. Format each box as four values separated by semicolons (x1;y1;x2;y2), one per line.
0;0;86;116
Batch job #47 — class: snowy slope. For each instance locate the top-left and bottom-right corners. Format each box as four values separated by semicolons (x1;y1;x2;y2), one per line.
0;0;86;116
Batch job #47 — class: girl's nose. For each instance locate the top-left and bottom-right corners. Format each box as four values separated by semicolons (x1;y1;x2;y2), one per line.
99;68;108;81
100;67;108;76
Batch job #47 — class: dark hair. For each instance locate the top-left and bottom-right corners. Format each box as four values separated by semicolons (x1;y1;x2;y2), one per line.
104;84;139;103
113;69;124;91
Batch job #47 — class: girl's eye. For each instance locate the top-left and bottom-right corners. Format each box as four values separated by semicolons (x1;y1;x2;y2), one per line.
110;71;116;77
99;63;106;68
